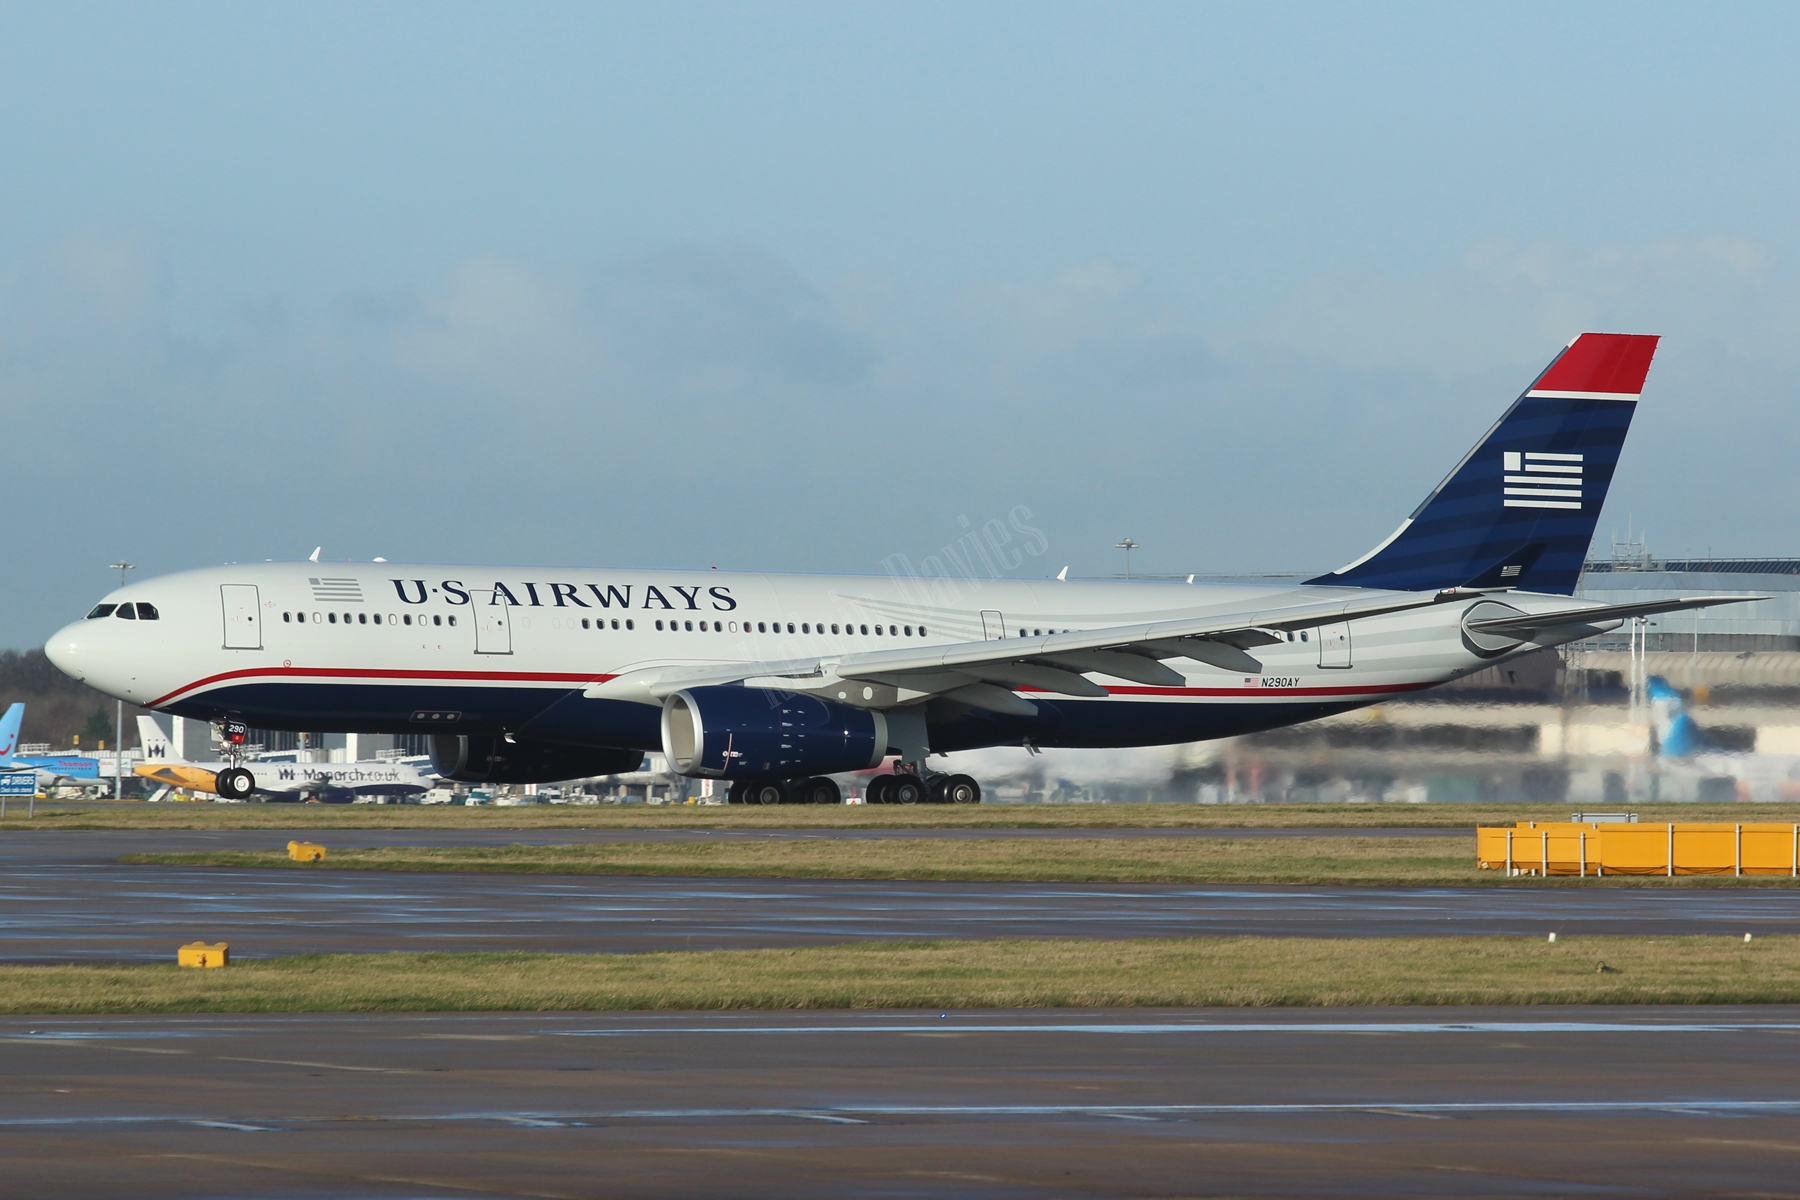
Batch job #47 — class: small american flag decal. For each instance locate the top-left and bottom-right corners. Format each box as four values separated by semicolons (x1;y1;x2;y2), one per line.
1502;451;1581;510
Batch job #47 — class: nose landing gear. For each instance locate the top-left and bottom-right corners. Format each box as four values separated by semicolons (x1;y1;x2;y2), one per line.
215;766;256;800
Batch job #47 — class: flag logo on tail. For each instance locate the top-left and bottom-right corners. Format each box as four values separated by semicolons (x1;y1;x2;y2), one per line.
1503;451;1582;510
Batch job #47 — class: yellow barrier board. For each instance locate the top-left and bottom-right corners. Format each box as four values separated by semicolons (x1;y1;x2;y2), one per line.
1479;822;1800;877
287;840;326;862
177;942;228;968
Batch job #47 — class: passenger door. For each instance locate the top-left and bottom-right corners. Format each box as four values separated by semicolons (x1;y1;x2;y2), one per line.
1317;622;1352;669
981;610;1007;640
220;585;262;650
475;589;512;654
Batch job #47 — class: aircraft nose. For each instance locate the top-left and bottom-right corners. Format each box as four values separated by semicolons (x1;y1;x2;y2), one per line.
44;622;88;683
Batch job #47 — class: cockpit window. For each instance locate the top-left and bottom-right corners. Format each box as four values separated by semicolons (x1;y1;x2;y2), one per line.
135;602;159;620
86;604;116;619
115;603;137;620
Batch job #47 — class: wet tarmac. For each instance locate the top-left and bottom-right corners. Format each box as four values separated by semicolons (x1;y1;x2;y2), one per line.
7;1006;1800;1197
2;830;1799;963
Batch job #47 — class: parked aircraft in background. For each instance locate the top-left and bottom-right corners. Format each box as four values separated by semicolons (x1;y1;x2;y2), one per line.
47;334;1764;803
1648;675;1800;802
0;703;106;787
134;716;431;802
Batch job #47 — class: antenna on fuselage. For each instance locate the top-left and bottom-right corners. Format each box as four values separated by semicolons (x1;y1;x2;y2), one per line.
308;547;321;563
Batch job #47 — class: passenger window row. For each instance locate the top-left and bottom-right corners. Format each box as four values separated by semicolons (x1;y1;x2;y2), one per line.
268;610;931;637
642;619;928;636
86;603;159;620
1017;628;1066;637
281;611;457;628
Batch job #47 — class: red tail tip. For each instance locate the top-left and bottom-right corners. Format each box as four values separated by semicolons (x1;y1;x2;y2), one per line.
1533;333;1660;396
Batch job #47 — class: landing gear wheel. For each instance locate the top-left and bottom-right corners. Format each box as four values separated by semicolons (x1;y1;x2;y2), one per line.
727;780;750;805
890;773;925;805
801;777;841;806
749;779;785;806
928;777;948;805
215;767;255;800
944;774;981;805
865;775;893;805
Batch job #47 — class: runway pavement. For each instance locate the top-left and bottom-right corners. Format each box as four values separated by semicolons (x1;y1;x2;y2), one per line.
2;830;1799;962
7;1006;1800;1197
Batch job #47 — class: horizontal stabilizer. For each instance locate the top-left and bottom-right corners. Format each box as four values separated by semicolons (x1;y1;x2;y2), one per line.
1465;595;1765;638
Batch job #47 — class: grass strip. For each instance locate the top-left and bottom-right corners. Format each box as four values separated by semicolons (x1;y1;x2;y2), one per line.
1;937;1795;1013
27;799;1800;832
122;837;1800;887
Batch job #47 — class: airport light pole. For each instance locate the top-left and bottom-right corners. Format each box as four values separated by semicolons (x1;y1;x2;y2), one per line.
1114;538;1139;579
108;561;133;800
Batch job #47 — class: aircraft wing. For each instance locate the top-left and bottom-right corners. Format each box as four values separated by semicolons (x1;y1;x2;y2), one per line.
1464;595;1766;638
588;587;1472;713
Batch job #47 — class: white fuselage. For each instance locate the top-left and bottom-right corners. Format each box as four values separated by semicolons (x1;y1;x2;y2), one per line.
45;561;1598;757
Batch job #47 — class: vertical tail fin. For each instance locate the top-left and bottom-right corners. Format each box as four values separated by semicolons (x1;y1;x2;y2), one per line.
138;716;180;762
1311;333;1659;595
1648;675;1711;757
0;703;21;761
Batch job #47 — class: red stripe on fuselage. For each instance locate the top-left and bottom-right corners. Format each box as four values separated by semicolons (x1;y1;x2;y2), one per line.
1021;681;1435;700
148;666;615;709
153;667;1437;710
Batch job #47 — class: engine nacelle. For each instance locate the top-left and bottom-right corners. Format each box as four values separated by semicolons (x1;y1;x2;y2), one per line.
429;735;646;784
661;686;889;779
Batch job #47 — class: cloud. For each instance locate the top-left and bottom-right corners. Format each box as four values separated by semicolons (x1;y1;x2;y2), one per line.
1237;236;1800;375
7;230;1800;648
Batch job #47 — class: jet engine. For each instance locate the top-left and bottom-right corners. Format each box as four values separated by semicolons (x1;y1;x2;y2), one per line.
661;686;889;779
429;735;646;784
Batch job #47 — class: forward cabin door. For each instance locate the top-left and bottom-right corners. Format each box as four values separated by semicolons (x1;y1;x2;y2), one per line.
475;588;512;654
1317;622;1352;668
220;585;262;650
981;610;1006;640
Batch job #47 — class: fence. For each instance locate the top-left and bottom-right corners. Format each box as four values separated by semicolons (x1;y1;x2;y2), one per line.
1476;821;1800;877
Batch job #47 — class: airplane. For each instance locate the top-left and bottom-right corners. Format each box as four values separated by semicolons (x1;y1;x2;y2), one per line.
43;332;1764;804
0;702;107;787
1646;676;1800;803
132;716;432;802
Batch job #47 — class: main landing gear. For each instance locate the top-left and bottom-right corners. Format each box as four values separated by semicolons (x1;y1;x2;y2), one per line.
726;777;843;805
866;771;980;805
722;772;981;804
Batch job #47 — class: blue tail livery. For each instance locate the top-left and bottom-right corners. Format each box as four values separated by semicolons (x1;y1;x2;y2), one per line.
0;702;21;762
1649;676;1715;758
1313;332;1659;596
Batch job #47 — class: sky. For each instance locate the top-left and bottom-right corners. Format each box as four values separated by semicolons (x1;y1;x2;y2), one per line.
5;2;1800;648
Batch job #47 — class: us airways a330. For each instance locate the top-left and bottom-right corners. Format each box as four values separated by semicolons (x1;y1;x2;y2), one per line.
44;333;1760;804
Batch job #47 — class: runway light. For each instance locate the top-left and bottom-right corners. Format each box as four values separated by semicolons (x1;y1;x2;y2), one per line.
1547;932;1557;943
1746;933;1754;943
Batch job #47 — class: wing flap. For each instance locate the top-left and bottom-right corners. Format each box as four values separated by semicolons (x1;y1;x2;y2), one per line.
1035;650;1185;687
